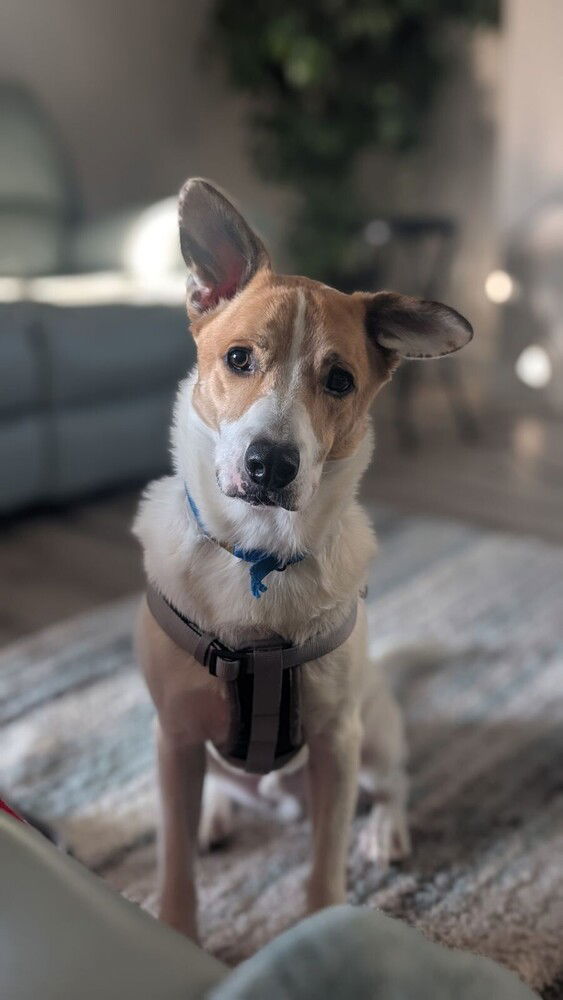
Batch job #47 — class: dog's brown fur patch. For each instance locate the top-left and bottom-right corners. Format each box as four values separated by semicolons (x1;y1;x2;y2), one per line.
191;269;395;460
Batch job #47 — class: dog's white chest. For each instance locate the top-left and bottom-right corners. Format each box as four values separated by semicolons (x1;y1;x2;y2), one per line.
134;474;375;651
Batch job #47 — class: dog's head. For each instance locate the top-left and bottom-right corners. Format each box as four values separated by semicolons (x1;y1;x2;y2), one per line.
179;178;472;512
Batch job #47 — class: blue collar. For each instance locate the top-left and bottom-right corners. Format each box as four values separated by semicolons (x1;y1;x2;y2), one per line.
185;487;305;599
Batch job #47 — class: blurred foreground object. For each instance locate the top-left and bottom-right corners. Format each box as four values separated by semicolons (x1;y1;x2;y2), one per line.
0;82;192;515
0;810;537;1000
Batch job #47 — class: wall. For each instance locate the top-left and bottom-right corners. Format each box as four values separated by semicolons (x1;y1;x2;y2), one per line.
0;0;500;356
494;0;563;409
0;0;286;225
498;0;563;235
359;27;500;361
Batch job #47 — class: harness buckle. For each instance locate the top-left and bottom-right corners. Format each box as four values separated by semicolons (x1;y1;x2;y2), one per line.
207;641;244;682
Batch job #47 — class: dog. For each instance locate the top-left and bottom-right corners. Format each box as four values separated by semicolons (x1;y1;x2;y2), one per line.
133;178;473;940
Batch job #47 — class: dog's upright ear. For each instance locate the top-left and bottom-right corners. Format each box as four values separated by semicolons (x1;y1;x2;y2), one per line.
364;292;473;361
178;178;271;319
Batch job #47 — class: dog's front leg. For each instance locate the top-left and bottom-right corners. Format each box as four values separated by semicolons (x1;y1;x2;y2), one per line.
306;717;361;911
156;723;205;940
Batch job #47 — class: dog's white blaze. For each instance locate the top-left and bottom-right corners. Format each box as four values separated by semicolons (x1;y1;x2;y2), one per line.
275;288;320;470
283;290;322;484
214;288;321;506
271;289;321;499
218;392;279;460
284;288;308;395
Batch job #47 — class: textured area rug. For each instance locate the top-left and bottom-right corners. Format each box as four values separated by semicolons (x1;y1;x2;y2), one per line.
1;509;562;995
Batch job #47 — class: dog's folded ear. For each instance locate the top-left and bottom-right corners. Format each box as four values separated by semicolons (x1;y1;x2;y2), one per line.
178;178;271;318
364;291;473;360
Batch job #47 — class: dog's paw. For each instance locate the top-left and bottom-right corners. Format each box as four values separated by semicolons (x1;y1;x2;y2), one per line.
257;772;304;823
198;775;235;852
357;801;411;868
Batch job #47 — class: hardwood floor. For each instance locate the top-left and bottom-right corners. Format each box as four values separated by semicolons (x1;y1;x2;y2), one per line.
0;402;561;647
368;404;563;543
0;491;143;646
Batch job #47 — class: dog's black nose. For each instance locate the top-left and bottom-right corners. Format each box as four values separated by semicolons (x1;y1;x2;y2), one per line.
244;440;300;490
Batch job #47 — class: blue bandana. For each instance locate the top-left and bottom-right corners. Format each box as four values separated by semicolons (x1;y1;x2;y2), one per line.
185;487;305;599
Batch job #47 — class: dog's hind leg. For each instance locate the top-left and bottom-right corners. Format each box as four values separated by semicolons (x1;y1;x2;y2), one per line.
198;749;304;848
358;669;411;866
198;772;235;851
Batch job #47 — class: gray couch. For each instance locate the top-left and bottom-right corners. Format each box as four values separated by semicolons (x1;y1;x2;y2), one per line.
0;81;194;514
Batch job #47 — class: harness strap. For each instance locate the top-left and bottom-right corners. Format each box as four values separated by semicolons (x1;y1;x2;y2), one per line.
146;583;359;773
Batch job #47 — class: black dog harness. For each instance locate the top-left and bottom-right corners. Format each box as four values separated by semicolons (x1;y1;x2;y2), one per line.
146;584;359;774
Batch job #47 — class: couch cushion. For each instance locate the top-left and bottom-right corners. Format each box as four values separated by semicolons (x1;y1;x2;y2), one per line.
0;388;177;514
0;416;46;512
52;389;176;499
40;304;194;405
0;304;44;415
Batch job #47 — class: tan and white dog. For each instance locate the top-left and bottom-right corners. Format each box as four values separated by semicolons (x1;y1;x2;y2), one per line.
133;178;473;940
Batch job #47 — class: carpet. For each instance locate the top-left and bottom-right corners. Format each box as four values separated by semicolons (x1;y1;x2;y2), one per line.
1;509;561;995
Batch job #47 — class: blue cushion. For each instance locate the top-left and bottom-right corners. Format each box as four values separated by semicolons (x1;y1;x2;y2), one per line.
0;304;44;414
0;416;46;511
52;389;177;499
41;304;193;405
211;906;538;1000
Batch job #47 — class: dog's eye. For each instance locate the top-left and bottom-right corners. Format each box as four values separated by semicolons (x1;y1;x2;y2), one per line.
325;366;354;397
226;347;253;373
